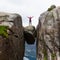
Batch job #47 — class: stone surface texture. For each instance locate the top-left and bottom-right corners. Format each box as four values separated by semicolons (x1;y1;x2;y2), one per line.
37;7;60;60
0;12;24;60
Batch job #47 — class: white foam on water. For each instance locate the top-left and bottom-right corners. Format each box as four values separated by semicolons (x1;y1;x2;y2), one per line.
23;57;29;60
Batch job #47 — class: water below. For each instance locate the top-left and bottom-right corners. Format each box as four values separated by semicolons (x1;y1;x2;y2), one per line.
23;40;60;60
24;40;36;60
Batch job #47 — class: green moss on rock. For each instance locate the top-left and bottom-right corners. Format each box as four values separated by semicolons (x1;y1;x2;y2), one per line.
51;53;56;60
0;26;9;38
47;5;56;11
42;49;48;60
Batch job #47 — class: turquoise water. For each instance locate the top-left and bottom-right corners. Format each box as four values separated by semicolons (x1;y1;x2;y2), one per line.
24;41;36;60
25;56;36;60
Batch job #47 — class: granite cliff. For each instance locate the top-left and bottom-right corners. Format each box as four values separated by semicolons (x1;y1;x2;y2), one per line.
0;12;24;60
37;6;60;60
0;12;35;60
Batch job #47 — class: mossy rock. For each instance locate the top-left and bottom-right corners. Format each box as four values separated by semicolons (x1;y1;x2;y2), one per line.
51;53;56;60
0;26;9;38
47;5;56;11
42;49;48;60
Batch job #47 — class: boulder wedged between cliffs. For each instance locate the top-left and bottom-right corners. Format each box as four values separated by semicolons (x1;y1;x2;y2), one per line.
24;25;36;44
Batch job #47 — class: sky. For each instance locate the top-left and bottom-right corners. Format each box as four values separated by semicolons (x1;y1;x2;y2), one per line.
0;0;60;27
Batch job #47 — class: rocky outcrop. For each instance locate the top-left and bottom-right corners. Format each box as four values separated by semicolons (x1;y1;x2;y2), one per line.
24;25;35;44
0;12;24;60
0;12;36;60
37;6;60;60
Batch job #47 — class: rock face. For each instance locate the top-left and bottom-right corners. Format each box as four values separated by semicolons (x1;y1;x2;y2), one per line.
0;12;24;60
37;7;60;60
